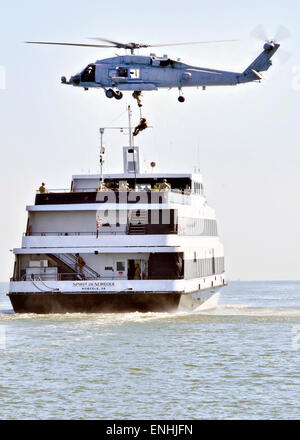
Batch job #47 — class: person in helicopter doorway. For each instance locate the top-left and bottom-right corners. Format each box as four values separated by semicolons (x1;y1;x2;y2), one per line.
133;118;148;137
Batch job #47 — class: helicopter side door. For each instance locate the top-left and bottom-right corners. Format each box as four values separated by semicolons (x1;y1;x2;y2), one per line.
108;66;129;80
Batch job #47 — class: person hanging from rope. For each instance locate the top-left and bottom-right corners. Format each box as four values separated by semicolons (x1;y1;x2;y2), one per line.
132;90;143;107
133;118;148;137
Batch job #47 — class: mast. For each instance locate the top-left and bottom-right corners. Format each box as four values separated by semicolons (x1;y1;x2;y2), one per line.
99;105;150;187
99;128;104;187
127;105;137;188
128;105;133;149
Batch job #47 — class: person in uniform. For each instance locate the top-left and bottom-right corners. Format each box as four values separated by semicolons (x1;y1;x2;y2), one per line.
159;179;171;191
132;90;142;107
39;182;46;194
133;263;141;280
133;118;148;137
123;182;131;191
97;182;109;191
75;253;86;275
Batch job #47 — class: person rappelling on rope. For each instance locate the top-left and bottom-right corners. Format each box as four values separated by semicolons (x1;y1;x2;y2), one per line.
132;90;143;107
133;118;148;137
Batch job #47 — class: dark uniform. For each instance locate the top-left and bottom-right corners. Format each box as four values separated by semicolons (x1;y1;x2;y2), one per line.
75;254;86;274
132;90;142;107
133;118;148;137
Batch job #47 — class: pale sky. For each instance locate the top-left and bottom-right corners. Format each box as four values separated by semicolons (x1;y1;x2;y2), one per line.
0;0;299;281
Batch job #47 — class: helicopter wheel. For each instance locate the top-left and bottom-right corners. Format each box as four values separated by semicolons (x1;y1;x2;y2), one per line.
114;91;123;100
105;89;115;99
178;96;185;103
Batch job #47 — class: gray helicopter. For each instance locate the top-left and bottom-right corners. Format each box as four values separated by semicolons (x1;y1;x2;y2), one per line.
26;35;281;103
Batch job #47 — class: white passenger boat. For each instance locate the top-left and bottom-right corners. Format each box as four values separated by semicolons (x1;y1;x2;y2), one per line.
8;107;226;313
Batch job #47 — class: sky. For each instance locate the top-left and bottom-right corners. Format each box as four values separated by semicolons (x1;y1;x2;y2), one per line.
0;0;299;281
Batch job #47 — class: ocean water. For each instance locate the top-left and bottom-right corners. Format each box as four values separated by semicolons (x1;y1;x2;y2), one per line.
0;281;299;420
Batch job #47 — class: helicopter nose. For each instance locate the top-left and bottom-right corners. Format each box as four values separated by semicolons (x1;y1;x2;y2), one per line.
70;75;81;85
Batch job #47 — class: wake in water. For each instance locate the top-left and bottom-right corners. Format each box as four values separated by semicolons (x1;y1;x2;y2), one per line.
1;280;300;321
195;304;300;317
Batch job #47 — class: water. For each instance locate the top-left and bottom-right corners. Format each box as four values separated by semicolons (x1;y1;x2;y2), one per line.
0;281;299;420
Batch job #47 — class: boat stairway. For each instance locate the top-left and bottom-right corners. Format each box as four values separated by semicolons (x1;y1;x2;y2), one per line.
128;210;147;235
50;253;101;280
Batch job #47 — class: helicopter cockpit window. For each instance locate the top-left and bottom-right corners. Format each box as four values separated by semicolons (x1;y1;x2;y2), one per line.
81;64;96;82
116;67;128;78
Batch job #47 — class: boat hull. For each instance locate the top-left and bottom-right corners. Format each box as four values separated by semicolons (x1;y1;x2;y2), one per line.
7;289;220;314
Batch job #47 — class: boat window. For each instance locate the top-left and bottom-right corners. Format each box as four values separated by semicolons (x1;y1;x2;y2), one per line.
116;261;126;272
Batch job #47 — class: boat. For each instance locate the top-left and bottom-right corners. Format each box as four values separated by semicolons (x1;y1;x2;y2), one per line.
8;106;226;313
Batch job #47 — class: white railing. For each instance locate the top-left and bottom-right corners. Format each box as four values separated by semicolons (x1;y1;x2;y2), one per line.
24;231;125;237
21;273;116;281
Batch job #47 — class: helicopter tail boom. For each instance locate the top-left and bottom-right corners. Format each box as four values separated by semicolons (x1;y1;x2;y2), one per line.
242;43;280;79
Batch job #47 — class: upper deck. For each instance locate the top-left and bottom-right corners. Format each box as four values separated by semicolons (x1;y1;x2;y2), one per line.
35;173;204;206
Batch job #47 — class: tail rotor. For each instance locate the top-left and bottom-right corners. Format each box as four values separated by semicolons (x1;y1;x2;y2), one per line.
251;24;291;65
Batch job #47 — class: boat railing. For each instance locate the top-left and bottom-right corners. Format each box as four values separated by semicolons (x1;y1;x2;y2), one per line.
36;188;98;194
21;273;117;281
35;188;194;205
36;187;194;195
24;231;125;237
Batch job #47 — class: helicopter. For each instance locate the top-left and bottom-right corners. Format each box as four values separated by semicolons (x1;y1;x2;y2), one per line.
26;35;281;103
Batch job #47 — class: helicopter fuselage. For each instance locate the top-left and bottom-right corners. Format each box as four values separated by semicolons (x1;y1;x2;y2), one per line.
61;44;279;101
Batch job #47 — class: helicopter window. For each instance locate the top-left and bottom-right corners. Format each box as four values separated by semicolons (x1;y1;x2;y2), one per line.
130;69;140;79
160;59;174;67
116;67;128;78
81;64;95;82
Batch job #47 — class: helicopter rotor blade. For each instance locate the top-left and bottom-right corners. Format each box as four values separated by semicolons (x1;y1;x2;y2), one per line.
250;24;291;66
250;24;268;42
26;41;115;48
90;38;239;49
251;24;291;43
273;25;290;42
90;37;132;48
145;39;239;47
27;38;239;51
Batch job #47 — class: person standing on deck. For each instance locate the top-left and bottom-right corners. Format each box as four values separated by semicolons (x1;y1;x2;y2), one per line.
75;254;86;275
39;182;46;194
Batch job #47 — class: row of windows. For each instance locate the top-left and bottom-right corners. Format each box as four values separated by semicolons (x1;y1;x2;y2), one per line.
193;182;204;195
185;257;225;279
179;218;218;236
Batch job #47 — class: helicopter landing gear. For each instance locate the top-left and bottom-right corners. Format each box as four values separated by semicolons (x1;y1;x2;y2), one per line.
105;88;115;99
178;88;185;102
114;91;123;100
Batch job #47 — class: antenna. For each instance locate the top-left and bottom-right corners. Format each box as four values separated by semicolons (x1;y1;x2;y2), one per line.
128;105;137;188
128;105;133;148
99;128;105;186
